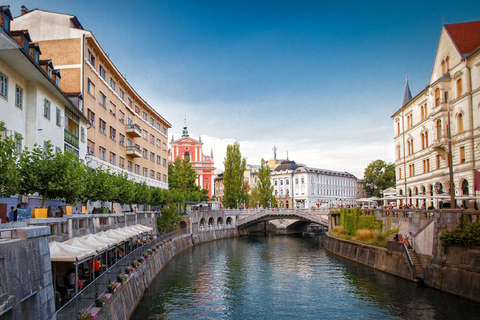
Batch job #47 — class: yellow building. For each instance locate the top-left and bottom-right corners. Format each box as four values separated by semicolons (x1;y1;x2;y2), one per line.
392;20;480;208
12;8;171;189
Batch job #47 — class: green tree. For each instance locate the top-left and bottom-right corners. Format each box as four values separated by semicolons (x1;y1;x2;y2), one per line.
157;204;182;234
18;142;86;207
133;182;151;210
223;142;247;208
256;158;276;208
0;121;21;198
363;160;396;197
168;157;199;193
82;167;116;205
110;172;135;211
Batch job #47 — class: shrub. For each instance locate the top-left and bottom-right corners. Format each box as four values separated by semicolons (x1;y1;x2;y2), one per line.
356;229;378;242
440;221;480;252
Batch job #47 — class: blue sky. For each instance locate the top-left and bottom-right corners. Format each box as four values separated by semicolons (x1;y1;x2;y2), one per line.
9;0;480;177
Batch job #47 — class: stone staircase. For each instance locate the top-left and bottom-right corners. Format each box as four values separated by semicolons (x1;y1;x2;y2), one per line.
408;248;425;280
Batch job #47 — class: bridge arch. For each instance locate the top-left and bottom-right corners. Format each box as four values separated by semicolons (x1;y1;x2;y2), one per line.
200;218;206;227
217;217;223;227
208;217;214;226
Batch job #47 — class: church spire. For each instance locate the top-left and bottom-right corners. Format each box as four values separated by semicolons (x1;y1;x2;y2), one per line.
402;74;412;107
182;116;189;137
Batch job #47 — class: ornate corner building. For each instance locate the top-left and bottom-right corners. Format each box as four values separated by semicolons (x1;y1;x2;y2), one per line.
392;20;480;208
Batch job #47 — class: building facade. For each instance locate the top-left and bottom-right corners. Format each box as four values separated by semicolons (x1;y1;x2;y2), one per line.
392;20;480;208
271;161;357;208
0;7;88;163
12;8;170;189
169;126;215;199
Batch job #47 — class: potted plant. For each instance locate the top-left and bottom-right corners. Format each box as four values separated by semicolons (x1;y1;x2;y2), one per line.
95;295;110;307
118;274;128;283
132;260;140;268
125;266;134;274
147;249;153;255
78;309;98;320
107;282;119;293
138;257;145;263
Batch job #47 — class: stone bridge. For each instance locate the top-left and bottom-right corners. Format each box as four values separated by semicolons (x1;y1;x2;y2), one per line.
184;208;329;234
235;209;329;229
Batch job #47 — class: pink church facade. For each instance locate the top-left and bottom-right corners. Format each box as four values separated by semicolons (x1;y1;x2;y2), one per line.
169;126;215;199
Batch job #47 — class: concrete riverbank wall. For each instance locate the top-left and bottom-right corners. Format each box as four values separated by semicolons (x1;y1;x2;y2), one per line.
97;229;238;320
325;233;480;304
324;233;413;280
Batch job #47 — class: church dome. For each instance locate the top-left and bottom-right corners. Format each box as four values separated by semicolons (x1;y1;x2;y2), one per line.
275;161;299;172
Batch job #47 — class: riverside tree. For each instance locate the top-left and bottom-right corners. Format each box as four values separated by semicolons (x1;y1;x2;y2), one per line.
18;141;86;207
256;158;276;208
363;160;395;197
222;142;247;208
0;121;21;198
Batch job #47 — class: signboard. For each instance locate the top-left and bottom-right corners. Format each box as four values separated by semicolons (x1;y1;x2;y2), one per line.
17;208;32;221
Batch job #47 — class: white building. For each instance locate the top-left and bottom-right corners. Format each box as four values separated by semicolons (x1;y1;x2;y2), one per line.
271;160;357;208
0;6;88;158
392;20;480;209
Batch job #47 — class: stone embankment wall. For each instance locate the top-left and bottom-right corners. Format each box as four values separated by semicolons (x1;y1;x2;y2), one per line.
325;233;480;304
0;227;55;320
98;229;238;320
324;234;412;280
427;245;480;303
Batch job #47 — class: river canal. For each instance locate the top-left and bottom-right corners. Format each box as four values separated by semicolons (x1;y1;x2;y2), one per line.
131;235;480;319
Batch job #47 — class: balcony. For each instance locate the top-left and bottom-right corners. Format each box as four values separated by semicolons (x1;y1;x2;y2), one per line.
64;129;79;148
126;144;142;158
126;123;141;137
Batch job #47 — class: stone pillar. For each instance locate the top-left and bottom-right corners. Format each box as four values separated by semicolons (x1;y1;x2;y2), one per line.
67;218;73;239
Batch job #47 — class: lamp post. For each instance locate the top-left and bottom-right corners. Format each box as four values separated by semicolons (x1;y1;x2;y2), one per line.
446;101;456;208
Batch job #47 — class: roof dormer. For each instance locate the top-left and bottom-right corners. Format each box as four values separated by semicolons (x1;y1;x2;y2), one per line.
0;5;13;35
29;43;41;63
10;29;31;52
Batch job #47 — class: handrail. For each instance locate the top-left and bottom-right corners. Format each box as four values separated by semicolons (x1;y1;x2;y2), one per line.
401;242;416;278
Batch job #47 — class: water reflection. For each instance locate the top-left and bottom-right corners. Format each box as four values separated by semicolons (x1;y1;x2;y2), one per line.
131;235;480;320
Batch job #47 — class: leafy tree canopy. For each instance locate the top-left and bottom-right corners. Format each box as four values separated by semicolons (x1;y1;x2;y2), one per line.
223;142;247;208
363;160;396;197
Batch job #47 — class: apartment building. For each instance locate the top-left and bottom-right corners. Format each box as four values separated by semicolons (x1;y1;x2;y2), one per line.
12;7;170;189
392;20;480;208
0;6;88;160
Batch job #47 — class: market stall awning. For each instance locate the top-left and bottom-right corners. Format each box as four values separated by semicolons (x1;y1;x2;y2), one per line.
49;241;96;262
97;231;126;243
133;224;153;233
82;233;118;247
63;236;108;253
121;226;142;237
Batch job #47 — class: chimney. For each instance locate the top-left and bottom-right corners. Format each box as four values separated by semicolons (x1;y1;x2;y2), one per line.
21;5;28;15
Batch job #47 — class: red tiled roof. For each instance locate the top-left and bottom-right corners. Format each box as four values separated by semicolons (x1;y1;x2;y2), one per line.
445;20;480;55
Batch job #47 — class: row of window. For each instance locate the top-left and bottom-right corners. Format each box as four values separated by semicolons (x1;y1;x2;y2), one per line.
87;140;167;182
87;107;167;151
398;147;466;179
87;49;168;135
0;72;24;109
398;80;464;135
398;115;465;158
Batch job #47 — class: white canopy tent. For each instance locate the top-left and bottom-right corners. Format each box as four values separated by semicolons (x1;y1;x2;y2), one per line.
49;242;96;295
82;233;118;247
63;237;108;253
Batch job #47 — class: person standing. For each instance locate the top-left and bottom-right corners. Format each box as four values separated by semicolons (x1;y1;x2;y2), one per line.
406;232;414;248
13;204;21;222
8;206;14;222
